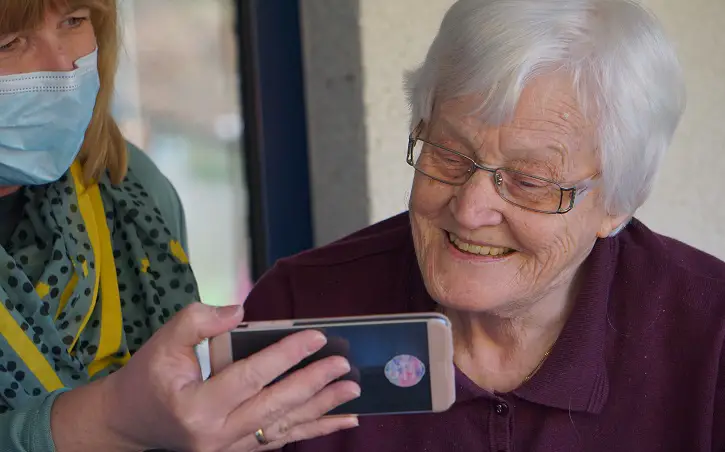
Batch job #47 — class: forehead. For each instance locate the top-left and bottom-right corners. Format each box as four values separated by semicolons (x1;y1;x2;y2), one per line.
0;0;90;35
433;72;598;171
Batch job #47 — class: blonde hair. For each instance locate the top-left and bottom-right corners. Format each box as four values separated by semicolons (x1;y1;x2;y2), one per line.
0;0;128;184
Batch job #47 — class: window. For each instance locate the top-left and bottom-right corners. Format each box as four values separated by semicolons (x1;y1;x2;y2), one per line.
114;0;252;307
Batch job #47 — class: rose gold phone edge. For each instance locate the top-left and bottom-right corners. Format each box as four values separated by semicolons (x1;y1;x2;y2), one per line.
208;313;456;413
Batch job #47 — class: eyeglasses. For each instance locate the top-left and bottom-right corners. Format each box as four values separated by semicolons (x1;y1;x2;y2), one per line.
406;122;598;214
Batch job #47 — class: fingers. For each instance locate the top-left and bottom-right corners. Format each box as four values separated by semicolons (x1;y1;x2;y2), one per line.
260;416;359;451
226;355;353;439
161;302;245;347
201;329;328;414
264;380;360;440
224;380;360;451
224;416;359;452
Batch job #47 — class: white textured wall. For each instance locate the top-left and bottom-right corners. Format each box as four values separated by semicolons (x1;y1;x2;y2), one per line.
302;0;725;260
635;0;725;259
358;1;457;222
300;1;371;246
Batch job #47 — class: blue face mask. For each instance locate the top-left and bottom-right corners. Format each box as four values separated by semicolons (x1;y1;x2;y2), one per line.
0;49;100;186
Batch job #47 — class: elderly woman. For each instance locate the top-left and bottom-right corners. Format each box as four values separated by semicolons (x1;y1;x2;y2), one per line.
243;0;725;450
0;1;360;451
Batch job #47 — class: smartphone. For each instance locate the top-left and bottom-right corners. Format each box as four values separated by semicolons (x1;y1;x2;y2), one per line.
209;312;456;416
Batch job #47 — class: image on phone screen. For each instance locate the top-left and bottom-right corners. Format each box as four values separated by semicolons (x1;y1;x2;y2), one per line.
230;321;434;415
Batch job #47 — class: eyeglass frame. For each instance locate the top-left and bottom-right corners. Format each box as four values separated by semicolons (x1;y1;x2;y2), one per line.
406;121;599;214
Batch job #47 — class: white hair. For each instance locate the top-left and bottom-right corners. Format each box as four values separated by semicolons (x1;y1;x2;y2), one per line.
405;0;686;216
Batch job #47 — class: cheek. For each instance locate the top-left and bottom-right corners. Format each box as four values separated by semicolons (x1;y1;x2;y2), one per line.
75;23;98;57
512;210;599;284
409;177;453;263
510;219;565;279
409;175;452;218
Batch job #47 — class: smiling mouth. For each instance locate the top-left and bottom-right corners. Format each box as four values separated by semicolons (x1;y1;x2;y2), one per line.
447;232;516;257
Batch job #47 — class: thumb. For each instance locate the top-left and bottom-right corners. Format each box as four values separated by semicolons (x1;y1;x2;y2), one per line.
165;302;244;347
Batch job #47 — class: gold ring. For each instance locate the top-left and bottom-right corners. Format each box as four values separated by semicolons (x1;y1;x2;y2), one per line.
254;428;270;445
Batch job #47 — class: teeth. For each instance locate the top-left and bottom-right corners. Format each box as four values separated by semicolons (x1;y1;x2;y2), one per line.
448;233;512;256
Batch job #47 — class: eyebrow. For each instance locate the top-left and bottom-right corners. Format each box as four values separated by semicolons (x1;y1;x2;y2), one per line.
435;117;568;166
435;118;481;150
507;145;566;166
507;156;566;180
62;5;90;15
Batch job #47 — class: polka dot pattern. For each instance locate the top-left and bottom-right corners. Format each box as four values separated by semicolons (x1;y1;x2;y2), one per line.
0;165;200;411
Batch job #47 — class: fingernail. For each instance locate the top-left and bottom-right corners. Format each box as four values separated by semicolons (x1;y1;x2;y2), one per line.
350;383;361;397
306;331;327;354
215;304;243;319
329;358;351;378
327;415;359;427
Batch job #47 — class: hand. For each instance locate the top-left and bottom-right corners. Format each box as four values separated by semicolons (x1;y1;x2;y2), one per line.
75;303;360;452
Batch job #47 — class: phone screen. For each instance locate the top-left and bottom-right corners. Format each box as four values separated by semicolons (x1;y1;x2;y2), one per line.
230;321;433;415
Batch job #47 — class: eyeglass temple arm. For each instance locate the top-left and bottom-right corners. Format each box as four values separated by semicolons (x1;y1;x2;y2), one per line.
566;176;599;209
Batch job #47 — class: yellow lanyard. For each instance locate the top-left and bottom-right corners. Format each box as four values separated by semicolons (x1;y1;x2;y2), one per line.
0;162;129;391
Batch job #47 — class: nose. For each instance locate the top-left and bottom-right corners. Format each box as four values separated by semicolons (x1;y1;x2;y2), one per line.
34;37;77;72
449;171;504;229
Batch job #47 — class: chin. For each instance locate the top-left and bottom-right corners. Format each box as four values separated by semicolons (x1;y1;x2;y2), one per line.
418;243;523;314
424;274;517;313
412;219;528;312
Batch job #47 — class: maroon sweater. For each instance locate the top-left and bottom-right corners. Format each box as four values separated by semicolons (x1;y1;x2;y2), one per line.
243;213;725;452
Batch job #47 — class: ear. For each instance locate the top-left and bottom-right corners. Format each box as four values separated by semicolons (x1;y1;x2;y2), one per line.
597;213;631;238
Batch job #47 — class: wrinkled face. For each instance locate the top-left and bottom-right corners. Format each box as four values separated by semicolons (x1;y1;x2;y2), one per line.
0;5;96;76
410;73;624;316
